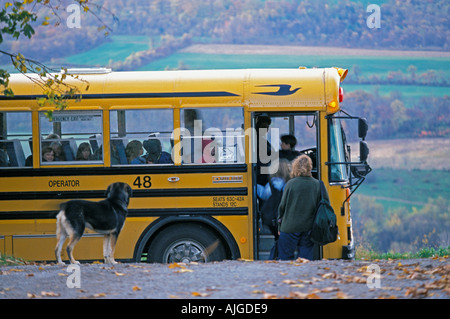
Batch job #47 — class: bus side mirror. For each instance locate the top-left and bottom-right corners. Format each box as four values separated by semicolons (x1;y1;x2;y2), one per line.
360;141;369;162
358;118;368;140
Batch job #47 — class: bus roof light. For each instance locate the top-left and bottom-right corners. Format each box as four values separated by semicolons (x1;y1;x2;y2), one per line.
328;100;337;109
339;87;344;103
333;68;348;82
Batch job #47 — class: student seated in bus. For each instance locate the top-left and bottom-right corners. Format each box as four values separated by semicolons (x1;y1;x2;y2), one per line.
50;141;65;161
0;148;8;167
143;139;173;164
42;147;55;162
126;140;145;164
76;142;92;161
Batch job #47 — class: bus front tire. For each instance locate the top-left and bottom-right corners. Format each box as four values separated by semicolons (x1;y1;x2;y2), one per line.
146;223;227;263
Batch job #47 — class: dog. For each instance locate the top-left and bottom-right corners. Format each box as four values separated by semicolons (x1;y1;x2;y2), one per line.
55;182;132;265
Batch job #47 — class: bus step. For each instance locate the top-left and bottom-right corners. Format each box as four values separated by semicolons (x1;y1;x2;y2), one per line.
258;251;271;260
258;233;275;260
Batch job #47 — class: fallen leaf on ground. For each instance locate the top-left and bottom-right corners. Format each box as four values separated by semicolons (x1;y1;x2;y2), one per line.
290;284;305;288
322;272;338;279
288;291;308;299
320;287;340;293
132;285;142;291
174;268;194;273
405;286;428;298
294;257;310;264
41;291;60;297
335;291;351;299
192;291;209;297
252;290;265;294
262;292;278;299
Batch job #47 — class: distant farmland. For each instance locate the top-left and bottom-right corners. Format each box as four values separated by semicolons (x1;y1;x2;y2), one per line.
138;43;450;98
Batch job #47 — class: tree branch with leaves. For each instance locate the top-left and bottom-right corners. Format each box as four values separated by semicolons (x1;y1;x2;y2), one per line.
0;0;115;115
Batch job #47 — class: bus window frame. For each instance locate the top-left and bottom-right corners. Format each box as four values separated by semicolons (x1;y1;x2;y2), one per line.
38;110;104;167
0;111;33;169
252;110;320;166
179;106;246;166
327;117;349;183
110;108;175;166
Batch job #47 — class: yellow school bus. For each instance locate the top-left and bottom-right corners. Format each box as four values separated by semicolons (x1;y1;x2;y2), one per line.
0;67;371;263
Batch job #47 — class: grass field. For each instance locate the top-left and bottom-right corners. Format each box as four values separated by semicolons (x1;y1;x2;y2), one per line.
139;50;450;79
352;138;450;212
357;168;450;211
138;44;450;99
55;35;154;66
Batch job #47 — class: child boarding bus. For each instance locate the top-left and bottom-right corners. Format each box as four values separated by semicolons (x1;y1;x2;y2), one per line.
0;67;371;263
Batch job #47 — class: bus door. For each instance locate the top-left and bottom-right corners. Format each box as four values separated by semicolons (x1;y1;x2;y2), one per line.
252;112;319;260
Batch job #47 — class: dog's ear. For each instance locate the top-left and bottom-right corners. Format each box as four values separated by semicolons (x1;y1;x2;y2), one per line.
105;184;113;197
125;184;132;198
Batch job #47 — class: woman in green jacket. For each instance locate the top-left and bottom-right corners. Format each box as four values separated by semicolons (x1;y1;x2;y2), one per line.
277;155;329;260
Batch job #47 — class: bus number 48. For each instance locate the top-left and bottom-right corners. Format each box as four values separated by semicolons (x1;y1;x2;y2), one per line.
133;176;152;188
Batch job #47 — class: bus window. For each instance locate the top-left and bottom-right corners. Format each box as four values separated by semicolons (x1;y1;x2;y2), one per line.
0;112;32;168
270;114;317;154
180;107;245;164
110;109;174;165
329;118;348;182
39;111;103;165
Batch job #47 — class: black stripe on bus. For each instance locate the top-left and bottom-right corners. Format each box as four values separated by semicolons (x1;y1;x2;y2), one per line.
0;187;248;201
0;207;248;220
0;91;240;101
0;164;248;177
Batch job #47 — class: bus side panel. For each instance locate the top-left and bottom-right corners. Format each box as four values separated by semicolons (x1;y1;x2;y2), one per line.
114;217;158;260
322;184;349;259
215;215;251;260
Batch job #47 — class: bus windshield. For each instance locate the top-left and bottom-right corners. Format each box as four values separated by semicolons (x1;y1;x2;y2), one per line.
329;118;348;182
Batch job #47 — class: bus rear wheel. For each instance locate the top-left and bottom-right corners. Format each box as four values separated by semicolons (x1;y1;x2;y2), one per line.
146;223;227;263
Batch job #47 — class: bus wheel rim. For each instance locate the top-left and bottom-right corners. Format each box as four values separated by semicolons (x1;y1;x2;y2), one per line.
163;240;207;263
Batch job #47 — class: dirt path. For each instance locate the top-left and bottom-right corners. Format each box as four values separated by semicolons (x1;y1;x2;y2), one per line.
1;257;448;300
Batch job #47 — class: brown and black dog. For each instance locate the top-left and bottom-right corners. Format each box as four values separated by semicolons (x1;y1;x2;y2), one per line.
55;182;132;264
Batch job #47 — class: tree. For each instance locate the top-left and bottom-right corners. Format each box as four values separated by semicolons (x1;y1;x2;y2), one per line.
0;0;115;114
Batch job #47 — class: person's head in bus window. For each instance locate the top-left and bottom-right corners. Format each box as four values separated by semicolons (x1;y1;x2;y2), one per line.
50;141;64;161
280;135;297;151
42;147;55;162
144;139;162;164
126;140;144;164
256;116;271;132
76;142;92;161
143;139;173;164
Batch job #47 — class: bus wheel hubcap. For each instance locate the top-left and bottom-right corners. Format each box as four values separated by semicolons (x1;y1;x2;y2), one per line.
164;240;207;263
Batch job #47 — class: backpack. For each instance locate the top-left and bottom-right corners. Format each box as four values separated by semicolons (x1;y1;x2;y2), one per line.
310;181;339;245
260;181;283;233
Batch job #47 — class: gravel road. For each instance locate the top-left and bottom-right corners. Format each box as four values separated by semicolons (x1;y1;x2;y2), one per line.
1;257;448;300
